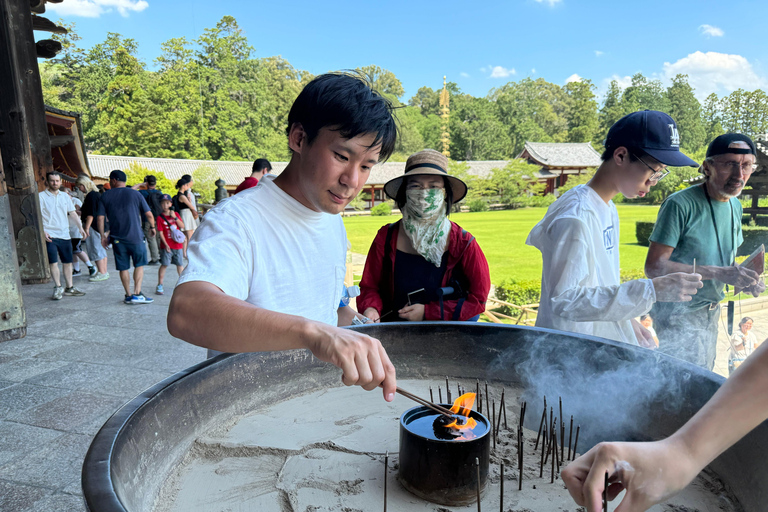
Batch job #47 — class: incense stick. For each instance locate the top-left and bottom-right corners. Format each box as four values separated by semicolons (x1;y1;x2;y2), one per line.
499;462;504;511
693;257;696;275
383;451;388;512
550;431;555;483
429;386;433;403
446;377;451;403
572;425;580;461
492;401;497;450
438;386;443;403
395;387;453;418
476;458;481;512
518;427;523;491
534;407;546;451
568;416;573;460
476;380;480;412
603;471;608;512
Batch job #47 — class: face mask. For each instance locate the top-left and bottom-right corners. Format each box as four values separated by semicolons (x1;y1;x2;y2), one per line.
404;189;446;222
402;188;450;267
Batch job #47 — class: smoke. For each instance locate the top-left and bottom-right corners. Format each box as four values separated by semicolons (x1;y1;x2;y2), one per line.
487;330;699;452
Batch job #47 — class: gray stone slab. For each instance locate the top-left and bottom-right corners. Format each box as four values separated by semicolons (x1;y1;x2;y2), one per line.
0;421;63;466
0;335;77;359
30;361;170;398
134;344;205;374
34;340;151;366
0;433;91;488
23;492;86;512
0;357;70;382
0;480;51;511
0;384;70;420
0;379;14;390
7;390;124;434
61;478;83;496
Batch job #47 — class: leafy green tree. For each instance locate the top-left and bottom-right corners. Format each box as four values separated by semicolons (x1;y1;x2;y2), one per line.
355;65;404;104
666;74;705;152
390;106;426;160
123;163;176;193
408;86;440;116
598;79;626;145
563;79;599;143
621;73;669;114
449;94;511;160
489;159;544;206
558;169;594;194
192;165;218;204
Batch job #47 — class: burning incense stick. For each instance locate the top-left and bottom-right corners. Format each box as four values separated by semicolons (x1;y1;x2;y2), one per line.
383;451;388;512
572;425;580;461
458;382;461;399
395;387;453;418
429;386;433;403
534;407;546;451
476;380;481;413
559;397;564;462
539;427;545;478
519;400;525;429
438;386;443;403
492;401;497;450
446;377;451;403
568;416;573;460
550;431;555;483
518;428;523;491
476;458;481;512
603;471;608;512
485;381;489;409
495;400;503;440
501;388;507;429
499;462;504;511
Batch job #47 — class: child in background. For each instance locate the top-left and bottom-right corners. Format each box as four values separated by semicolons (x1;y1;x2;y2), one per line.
640;314;659;346
156;194;186;295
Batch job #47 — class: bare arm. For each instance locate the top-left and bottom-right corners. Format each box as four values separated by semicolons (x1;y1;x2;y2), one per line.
562;341;768;512
97;215;109;248
68;210;86;238
168;281;397;401
84;215;93;234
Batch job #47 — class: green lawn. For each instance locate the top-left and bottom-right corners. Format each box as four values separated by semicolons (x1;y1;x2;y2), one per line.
343;205;661;286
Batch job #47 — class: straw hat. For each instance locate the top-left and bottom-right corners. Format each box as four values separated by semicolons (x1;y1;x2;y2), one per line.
383;149;468;202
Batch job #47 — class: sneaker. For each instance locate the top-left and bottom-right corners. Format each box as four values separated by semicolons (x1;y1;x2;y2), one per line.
148;260;160;266
63;286;86;297
51;286;63;300
156;284;164;295
72;269;82;276
130;293;154;305
88;266;97;277
89;272;110;282
124;295;133;304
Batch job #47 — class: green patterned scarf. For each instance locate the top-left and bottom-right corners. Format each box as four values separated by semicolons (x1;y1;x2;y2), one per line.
402;189;450;267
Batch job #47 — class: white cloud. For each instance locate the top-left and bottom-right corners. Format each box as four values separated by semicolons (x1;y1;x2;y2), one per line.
489;66;516;78
531;68;536;74
565;73;582;83
48;0;148;18
535;0;562;6
595;50;604;57
699;24;724;37
662;51;766;98
460;72;470;78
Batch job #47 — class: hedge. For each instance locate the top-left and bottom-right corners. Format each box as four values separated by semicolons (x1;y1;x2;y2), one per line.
635;221;768;257
370;202;392;216
494;279;541;316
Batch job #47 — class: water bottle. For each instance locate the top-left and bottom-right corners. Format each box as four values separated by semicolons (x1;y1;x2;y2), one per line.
339;285;361;308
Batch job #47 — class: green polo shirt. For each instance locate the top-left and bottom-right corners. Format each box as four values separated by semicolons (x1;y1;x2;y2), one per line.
649;184;743;310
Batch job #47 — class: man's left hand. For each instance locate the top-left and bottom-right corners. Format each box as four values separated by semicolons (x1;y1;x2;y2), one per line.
747;278;766;298
398;303;425;322
80;227;88;240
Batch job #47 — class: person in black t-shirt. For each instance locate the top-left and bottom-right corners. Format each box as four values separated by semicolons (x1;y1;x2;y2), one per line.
132;175;164;265
76;175;109;281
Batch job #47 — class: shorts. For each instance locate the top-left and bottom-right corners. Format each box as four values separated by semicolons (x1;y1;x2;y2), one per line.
160;248;184;267
85;227;107;262
179;209;199;231
46;238;73;264
71;238;83;254
112;240;148;271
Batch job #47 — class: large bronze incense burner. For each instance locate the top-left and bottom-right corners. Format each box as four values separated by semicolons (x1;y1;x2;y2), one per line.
82;323;768;511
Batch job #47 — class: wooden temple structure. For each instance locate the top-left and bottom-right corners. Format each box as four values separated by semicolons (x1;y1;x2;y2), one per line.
516;141;602;195
0;0;84;341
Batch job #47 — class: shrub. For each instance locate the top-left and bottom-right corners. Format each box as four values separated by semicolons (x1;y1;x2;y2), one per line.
620;268;647;283
466;198;489;212
192;165;217;205
494;279;541;316
636;221;655;246
370;202;392;216
739;226;768;257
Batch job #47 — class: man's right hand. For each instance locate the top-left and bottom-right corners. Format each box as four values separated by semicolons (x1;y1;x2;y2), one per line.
363;307;381;323
304;322;396;402
100;233;109;248
717;265;759;290
44;232;52;243
652;272;703;302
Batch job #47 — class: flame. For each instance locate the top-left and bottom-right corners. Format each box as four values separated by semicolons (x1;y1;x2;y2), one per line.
444;392;478;431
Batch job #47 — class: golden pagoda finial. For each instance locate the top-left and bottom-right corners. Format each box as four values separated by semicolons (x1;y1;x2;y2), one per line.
439;76;450;158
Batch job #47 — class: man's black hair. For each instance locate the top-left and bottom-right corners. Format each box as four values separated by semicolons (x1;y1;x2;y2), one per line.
600;146;651;163
395;176;453;216
286;72;398;162
146;175;157;185
253;158;272;173
46;171;61;181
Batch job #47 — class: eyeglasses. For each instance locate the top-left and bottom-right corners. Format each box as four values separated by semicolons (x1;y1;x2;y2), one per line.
633;153;669;182
713;159;758;175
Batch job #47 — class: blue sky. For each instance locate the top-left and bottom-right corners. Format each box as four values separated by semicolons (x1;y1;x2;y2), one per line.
49;0;768;102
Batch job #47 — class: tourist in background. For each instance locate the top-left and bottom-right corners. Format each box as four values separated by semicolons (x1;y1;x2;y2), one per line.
132;175;164;265
174;174;198;260
64;187;95;277
358;149;491;323
97;170;155;305
234;158;272;194
729;316;759;375
39;172;86;300
76;175;110;282
155;194;185;295
639;314;658;346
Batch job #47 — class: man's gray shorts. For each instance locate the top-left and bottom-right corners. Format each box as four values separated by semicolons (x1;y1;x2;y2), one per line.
85;227;107;262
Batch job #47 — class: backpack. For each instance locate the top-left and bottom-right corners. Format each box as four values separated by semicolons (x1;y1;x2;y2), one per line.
160;214;187;244
146;189;164;218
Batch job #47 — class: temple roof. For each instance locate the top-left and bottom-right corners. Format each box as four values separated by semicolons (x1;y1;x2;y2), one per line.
517;142;602;168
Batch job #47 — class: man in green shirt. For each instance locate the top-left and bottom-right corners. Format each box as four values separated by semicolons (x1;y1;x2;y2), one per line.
645;133;764;370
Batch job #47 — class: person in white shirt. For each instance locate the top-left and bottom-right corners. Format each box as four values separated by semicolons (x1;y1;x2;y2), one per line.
526;110;703;346
168;73;398;402
38;172;87;300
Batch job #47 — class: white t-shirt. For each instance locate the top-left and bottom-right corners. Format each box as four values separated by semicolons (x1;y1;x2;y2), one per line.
526;185;656;345
177;177;348;327
39;189;75;240
69;196;83;238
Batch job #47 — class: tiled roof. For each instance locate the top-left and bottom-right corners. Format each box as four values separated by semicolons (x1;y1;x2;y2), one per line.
518;142;602;168
87;155;559;186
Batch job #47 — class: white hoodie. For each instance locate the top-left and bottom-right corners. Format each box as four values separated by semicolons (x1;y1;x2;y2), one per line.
526;185;655;345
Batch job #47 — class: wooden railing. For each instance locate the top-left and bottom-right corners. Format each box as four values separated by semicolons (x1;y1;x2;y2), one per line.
482;297;539;325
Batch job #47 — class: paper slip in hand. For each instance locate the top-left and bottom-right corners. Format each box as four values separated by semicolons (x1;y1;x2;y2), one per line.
736;244;765;294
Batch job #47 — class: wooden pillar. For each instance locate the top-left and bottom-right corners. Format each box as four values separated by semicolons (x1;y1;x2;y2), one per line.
0;0;51;283
0;150;26;341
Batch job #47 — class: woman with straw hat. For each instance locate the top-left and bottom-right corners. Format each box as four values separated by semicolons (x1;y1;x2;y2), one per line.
358;149;490;322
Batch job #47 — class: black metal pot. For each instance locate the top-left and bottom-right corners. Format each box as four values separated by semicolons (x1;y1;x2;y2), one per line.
398;405;490;505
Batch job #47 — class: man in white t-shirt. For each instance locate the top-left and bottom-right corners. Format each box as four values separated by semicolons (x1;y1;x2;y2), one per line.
38;172;87;300
526;110;703;346
169;73;399;401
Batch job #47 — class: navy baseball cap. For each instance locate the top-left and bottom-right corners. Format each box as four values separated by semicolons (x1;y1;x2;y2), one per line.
706;133;756;158
605;110;699;167
109;170;127;182
160;194;173;202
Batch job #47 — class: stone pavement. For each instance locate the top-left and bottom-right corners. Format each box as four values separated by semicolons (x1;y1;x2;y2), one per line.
0;256;205;512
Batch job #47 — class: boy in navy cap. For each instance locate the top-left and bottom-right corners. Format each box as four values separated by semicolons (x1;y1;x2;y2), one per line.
527;110;703;346
155;193;185;295
646;133;764;369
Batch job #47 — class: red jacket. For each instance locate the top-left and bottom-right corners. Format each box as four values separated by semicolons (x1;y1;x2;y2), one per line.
358;220;491;321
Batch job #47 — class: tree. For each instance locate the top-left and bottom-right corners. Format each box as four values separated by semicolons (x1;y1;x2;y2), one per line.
449;94;512;160
666;74;705;152
192;165;218;204
355;65;404;104
123;163;176;193
702;93;724;144
563;79;599;143
489;159;544;206
621;73;669;114
598;80;626;145
409;86;440;116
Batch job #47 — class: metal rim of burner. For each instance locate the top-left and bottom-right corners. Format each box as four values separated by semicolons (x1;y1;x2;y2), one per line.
398;404;491;506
